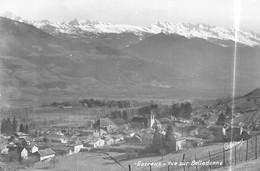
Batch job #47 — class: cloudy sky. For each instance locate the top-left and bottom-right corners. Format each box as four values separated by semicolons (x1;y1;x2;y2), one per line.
0;0;260;32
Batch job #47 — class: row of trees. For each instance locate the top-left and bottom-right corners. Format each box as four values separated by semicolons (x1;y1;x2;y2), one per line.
171;102;192;119
1;117;29;135
79;99;131;108
50;101;72;107
138;104;158;117
19;123;29;134
110;110;128;121
135;102;192;120
151;125;176;154
1;117;17;135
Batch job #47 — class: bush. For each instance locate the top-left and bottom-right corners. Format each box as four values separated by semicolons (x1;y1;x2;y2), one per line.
22;156;39;167
2;151;19;163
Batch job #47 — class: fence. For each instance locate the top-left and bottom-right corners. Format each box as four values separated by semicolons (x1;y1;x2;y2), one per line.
127;135;260;171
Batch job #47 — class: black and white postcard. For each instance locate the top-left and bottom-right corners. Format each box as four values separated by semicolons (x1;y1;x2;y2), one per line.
0;0;260;170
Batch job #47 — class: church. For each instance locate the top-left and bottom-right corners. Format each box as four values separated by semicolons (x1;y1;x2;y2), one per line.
130;113;155;129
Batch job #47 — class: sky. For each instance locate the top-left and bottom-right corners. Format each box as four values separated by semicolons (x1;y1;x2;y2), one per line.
0;0;260;33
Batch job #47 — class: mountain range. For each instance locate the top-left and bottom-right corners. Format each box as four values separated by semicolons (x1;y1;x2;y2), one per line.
0;12;260;107
2;11;260;48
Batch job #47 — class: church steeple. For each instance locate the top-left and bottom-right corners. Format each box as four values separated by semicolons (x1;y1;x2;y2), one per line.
148;111;155;128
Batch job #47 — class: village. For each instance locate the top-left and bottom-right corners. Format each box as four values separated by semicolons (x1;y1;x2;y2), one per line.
0;93;260;170
0;101;206;168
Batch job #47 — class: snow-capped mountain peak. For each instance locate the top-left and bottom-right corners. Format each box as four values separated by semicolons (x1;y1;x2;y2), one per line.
1;11;21;21
68;18;79;26
79;19;102;25
146;21;260;46
1;11;260;47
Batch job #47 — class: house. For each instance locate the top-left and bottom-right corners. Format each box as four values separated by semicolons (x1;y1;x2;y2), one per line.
51;145;72;156
36;141;52;150
159;117;172;124
21;148;28;159
60;105;73;109
221;111;260;141
36;148;55;161
3;142;17;154
81;128;106;137
68;143;83;153
222;126;249;141
24;137;35;145
186;138;204;148
111;134;124;144
16;132;29;139
87;138;105;148
2;144;18;156
103;137;114;146
176;138;186;151
131;114;155;129
154;119;162;129
81;128;98;136
1;146;9;154
99;129;107;136
81;135;94;145
96;117;117;130
26;144;39;154
69;136;83;145
120;129;132;137
189;128;199;136
35;136;46;142
47;133;68;144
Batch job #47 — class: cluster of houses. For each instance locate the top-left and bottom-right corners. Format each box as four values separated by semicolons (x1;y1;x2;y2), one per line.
0;112;204;165
222;110;260;141
0;118;122;162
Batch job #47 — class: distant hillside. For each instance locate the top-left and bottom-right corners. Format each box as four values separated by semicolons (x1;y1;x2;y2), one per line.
241;88;260;98
125;33;260;96
1;17;260;107
0;17;209;107
234;88;260;111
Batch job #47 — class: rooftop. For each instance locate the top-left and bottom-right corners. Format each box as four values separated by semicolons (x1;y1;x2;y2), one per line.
98;118;116;127
37;148;55;156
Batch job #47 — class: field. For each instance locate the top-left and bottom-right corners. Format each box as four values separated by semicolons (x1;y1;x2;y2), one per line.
17;135;260;171
21;143;225;171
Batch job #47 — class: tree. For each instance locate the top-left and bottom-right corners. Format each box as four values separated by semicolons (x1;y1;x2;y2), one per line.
151;126;164;154
225;106;232;115
111;111;120;119
7;150;19;162
184;103;192;119
171;103;180;118
1;118;6;134
5;118;12;135
19;123;24;133
24;124;29;134
12;116;17;133
171;102;192;119
216;113;225;126
122;110;128;121
163;125;176;152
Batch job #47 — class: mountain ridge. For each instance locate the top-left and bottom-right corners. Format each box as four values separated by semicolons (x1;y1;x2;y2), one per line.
1;11;260;47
